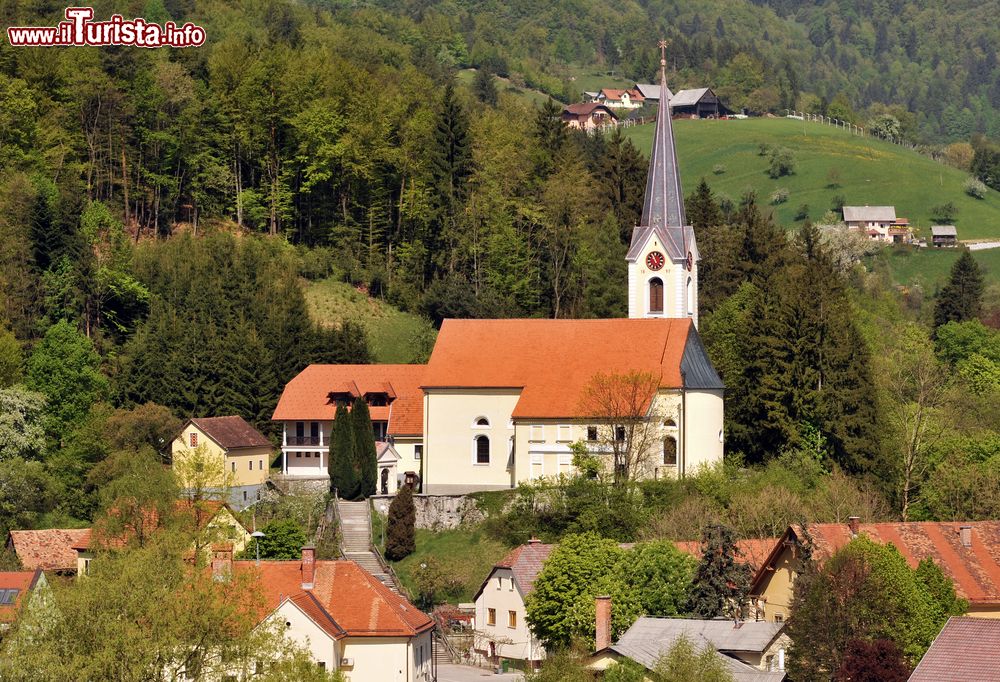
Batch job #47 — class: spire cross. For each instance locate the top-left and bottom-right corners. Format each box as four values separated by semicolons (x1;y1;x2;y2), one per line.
658;39;667;67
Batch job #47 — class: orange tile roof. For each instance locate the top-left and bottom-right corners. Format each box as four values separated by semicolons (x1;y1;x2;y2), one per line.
423;319;691;419
0;570;42;623
601;88;644;101
234;559;434;637
753;521;1000;606
8;529;91;571
272;365;425;436
74;500;244;551
674;538;779;571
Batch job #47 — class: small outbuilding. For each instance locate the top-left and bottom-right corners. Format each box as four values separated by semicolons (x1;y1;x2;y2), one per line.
931;225;958;247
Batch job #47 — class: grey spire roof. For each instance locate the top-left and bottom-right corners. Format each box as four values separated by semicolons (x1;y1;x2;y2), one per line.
628;46;693;263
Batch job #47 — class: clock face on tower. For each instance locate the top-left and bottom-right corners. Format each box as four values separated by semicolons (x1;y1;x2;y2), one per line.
646;251;665;271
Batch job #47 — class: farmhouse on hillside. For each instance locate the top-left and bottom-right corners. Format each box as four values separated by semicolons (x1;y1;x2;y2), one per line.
634;84;732;117
594;87;645;109
842;205;911;243
171;416;273;509
272;44;724;495
931;224;959;247
561;102;618;131
750;519;1000;623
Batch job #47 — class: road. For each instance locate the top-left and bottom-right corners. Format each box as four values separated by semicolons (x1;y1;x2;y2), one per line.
436;663;525;681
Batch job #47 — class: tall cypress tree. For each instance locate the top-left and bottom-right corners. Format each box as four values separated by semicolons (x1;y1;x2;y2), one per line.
352;397;377;498
686;524;751;619
330;403;359;500
933;250;984;330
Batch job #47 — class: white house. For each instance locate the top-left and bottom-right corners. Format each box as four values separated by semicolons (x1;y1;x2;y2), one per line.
226;546;436;681
842;205;910;243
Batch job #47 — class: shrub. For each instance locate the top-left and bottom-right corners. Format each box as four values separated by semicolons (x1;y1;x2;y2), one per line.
794;203;810;221
831;194;846;212
930;201;958;223
385;484;416;560
712;164;726;175
767;147;795;178
757;142;771;156
770;188;790;205
964;177;987;199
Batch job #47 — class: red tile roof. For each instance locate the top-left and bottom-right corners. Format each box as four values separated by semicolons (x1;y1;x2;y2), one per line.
0;570;42;623
272;365;425;436
673;538;779;571
600;88;644;102
753;522;1000;606
234;559;433;637
188;416;271;450
909;617;1000;681
423;319;691;419
73;500;244;551
7;529;91;571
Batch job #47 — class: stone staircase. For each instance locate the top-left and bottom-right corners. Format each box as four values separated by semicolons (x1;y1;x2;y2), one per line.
337;499;401;593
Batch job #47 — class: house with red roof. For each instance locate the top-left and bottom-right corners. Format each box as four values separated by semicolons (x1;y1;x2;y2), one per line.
171;416;274;509
0;569;47;630
272;365;426;495
750;519;1000;623
909;616;1000;681
596;87;645;109
272;51;723;495
216;546;435;679
6;528;91;574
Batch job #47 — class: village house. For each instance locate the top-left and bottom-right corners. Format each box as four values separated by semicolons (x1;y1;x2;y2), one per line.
6;528;91;574
218;546;435;680
71;500;252;576
561;102;618;131
931;224;959;247
272;365;426;495
750;519;1000;623
0;569;47;634
595;87;645;109
842;205;911;243
909;617;1000;681
633;84;732;118
272;46;723;495
473;537;777;669
171;416;274;509
588;613;788;680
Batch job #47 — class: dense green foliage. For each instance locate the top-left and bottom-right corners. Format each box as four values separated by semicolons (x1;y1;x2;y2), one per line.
385;483;416;561
239;519;308;561
329;403;359;500
787;536;965;678
933;250;985;330
686;525;752;619
351;398;378;498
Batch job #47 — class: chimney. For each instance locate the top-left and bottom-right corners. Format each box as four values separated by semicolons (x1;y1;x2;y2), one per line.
301;545;316;590
960;526;973;548
211;545;233;582
595;596;612;651
848;516;860;537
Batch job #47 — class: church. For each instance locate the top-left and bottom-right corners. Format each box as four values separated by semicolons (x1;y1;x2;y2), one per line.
272;52;724;494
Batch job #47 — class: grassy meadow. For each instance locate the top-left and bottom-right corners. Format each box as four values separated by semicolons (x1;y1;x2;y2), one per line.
626;118;1000;240
302;277;435;363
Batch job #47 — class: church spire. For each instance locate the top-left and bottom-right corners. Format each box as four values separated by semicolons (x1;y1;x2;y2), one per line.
639;40;686;230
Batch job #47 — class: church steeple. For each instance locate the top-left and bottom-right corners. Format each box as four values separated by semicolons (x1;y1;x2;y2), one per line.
626;40;699;326
640;40;687;231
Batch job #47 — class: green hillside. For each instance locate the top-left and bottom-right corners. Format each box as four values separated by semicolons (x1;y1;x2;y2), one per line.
626;118;1000;240
302;278;435;363
877;247;1000;293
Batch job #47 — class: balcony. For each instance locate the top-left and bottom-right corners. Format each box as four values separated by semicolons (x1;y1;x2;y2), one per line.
286;436;322;446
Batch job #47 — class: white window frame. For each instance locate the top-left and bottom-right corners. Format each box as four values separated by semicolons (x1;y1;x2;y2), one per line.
473;435;491;466
529;425;545;442
472;416;490;429
556;425;572;442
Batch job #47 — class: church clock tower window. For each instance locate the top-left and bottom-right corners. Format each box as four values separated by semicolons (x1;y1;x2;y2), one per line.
649;278;664;314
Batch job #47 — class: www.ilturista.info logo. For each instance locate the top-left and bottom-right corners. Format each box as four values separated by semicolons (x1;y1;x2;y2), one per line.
7;7;206;48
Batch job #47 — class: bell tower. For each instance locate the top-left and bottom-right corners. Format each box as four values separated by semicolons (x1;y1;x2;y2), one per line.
626;40;700;327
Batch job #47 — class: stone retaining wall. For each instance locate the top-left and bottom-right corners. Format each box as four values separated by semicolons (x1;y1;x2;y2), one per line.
371;494;486;530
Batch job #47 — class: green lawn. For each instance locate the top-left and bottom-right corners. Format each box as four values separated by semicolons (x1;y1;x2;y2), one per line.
625;118;1000;240
567;65;635;96
302;277;435;363
875;247;1000;291
389;527;510;604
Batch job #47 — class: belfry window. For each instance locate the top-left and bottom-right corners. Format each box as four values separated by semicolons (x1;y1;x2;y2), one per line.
649;278;664;314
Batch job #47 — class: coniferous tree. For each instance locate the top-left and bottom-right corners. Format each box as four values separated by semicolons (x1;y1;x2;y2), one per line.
329;403;359;500
933;250;984;330
686;524;751;619
686;178;723;238
430;82;472;265
472;67;498;106
533;98;568;176
28;181;60;272
385;482;415;561
352;397;377;498
596;127;646;237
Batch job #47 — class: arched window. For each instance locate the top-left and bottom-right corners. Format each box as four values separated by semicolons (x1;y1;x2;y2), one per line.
649;278;664;314
474;417;490;427
663;436;677;466
475;435;490;464
686;277;693;316
664;418;677;428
